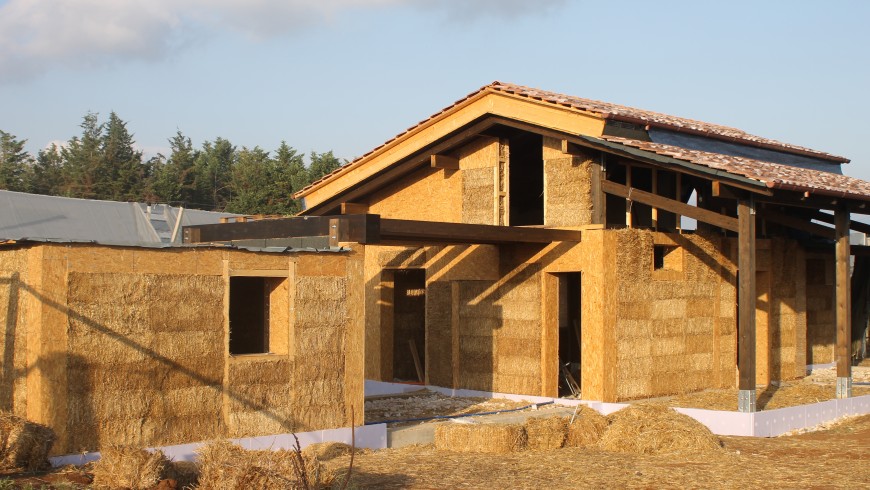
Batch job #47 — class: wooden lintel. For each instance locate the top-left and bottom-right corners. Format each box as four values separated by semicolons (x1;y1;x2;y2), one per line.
341;202;369;215
430;154;459;170
601;180;739;232
183;214;381;245
757;207;836;239
737;198;757;393
835;207;852;381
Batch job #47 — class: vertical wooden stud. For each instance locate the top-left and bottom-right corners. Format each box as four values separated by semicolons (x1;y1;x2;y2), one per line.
737;198;757;412
835;206;852;398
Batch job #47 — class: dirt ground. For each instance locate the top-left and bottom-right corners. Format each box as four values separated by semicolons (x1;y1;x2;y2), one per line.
325;414;870;489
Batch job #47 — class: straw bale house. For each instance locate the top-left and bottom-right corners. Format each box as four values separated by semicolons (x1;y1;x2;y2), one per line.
0;194;363;455
187;82;870;412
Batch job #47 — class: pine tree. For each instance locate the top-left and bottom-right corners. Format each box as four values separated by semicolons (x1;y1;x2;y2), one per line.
152;130;199;205
29;144;64;195
274;141;308;214
193;137;236;210
100;112;145;201
307;150;343;182
60;112;103;198
0;130;33;191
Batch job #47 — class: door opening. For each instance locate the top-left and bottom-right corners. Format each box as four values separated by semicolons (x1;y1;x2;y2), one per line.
557;272;582;397
392;269;426;383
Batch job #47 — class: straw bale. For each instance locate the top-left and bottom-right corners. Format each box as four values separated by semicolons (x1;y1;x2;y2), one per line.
426;281;453;387
301;442;355;462
91;446;170;490
377;248;427;268
195;440;332;490
0;411;55;471
565;406;608;448
524;416;567;450
544;155;593;227
598;405;723;455
434;423;527;454
492;373;540;395
496;355;540;377
462;167;496;225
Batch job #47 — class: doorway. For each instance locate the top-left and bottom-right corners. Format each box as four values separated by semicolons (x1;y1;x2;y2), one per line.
557;272;582;397
392;269;426;382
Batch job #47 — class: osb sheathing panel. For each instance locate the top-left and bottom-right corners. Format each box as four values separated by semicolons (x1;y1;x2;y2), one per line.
542;137;594;227
367;166;462;222
578;231;618;402
460;137;499;225
0;247;30;417
613;230;738;401
806;254;835;364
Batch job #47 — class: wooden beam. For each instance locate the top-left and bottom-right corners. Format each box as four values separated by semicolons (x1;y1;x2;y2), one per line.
835;206;852;398
712;181;744;200
852;244;870;257
430;154;459;170
601;180;739;232
676;173;682;232
757;207;836;239
805;210;870;235
737;198;757;411
651;169;659;230
341;202;369;215
625;165;633;228
380;219;581;244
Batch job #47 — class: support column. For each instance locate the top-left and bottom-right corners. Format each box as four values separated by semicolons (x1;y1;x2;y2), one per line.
835;206;852;398
737;198;757;412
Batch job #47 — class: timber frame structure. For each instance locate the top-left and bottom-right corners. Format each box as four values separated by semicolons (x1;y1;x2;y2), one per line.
186;82;870;412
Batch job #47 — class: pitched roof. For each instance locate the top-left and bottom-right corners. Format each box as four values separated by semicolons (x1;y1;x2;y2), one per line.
298;81;850;198
490;82;849;163
0;190;238;246
601;136;870;202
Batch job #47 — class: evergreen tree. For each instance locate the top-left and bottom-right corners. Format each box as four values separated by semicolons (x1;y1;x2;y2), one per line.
151;130;198;205
100;112;145;201
60;112;103;198
274;141;308;214
307;150;344;182
225;146;272;214
29;144;64;195
0;130;32;191
193;137;235;210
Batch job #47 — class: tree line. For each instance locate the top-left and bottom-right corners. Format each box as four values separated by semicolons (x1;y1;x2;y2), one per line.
0;112;344;215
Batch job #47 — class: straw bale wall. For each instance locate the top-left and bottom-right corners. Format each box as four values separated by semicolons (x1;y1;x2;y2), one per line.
542;137;594;227
767;239;807;380
0;243;363;455
805;255;835;364
0;248;29;417
613;229;737;400
460;137;500;225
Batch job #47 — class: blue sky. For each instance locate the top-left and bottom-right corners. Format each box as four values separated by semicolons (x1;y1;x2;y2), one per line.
1;0;868;187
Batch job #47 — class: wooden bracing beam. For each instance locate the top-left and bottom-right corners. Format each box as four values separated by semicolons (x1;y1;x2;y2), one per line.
601;180;739;232
341;202;369;215
430;154;459;170
805;210;870;235
757;207;836;239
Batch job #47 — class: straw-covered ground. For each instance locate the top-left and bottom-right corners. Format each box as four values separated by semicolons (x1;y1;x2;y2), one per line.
642;366;870;411
322;414;870;489
2;414;869;488
364;389;534;425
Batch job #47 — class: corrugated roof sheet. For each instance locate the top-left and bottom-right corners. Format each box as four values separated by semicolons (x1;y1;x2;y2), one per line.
601;136;870;202
0;190;238;246
298;81;850;198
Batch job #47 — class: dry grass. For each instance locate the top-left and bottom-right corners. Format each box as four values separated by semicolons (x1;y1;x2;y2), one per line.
301;442;356;462
565;405;608;448
524;417;567;450
434;423;527;454
0;411;55;472
598;404;723;455
91;446;169;490
195;440;333;490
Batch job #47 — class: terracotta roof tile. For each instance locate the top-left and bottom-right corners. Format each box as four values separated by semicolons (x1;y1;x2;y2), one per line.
602;136;870;202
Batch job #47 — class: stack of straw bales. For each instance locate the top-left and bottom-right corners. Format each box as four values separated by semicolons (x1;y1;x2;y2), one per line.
564;406;608;448
66;272;225;451
524;417;567;450
0;411;55;471
195;440;333;490
598;405;723;455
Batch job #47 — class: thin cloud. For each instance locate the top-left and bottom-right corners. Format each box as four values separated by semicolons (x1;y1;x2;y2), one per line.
0;0;566;83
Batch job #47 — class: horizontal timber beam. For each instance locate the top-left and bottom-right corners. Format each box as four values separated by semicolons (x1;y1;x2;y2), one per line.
341;202;369;215
805;210;870;235
430;154;459;170
757;207;836;239
601;180;739;232
184;214;581;246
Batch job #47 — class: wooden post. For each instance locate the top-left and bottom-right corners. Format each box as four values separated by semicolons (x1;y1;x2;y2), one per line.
590;154;606;225
625;165;633;228
737;198;757;412
651;169;659;230
835;206;852;398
